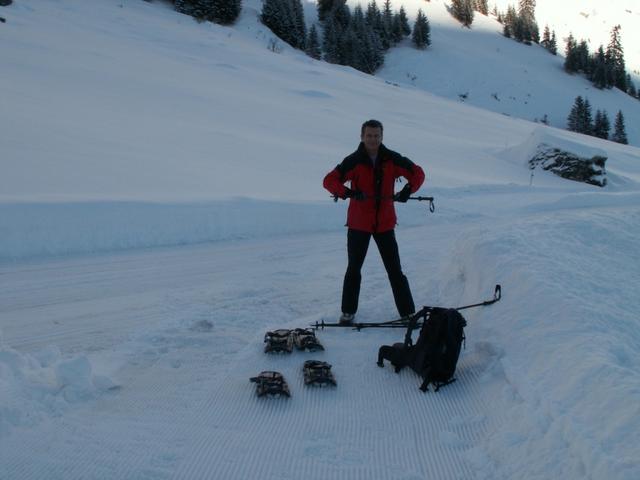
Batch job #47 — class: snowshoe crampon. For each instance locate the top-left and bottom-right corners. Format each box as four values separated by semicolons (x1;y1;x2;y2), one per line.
292;328;324;352
263;329;294;354
303;360;336;387
249;371;291;397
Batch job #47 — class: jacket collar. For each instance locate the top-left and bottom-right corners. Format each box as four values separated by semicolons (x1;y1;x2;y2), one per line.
357;142;388;162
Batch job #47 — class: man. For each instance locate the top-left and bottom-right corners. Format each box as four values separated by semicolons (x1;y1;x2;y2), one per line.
323;119;425;325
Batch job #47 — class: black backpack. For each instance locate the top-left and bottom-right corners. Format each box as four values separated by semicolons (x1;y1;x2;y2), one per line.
377;307;467;392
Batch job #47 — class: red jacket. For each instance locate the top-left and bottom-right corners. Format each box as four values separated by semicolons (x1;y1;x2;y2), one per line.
323;143;425;233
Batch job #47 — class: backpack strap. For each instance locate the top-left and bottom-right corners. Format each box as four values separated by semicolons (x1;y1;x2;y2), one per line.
419;374;457;392
403;307;430;347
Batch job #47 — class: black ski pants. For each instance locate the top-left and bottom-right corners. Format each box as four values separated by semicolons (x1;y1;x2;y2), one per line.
341;228;415;317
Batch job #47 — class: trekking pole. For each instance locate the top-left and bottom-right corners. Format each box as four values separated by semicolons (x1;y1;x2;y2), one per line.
312;320;424;331
455;284;502;311
408;196;435;213
311;285;501;331
331;194;435;212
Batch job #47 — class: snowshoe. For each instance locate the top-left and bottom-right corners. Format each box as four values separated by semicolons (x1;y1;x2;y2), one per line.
303;360;337;387
292;328;324;352
249;371;291;397
264;329;294;354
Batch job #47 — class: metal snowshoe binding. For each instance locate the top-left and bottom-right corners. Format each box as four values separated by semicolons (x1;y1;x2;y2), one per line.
263;329;294;354
250;371;291;397
303;360;337;387
292;328;324;352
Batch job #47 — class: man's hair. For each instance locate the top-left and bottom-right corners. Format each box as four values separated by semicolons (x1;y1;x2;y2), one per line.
361;119;383;136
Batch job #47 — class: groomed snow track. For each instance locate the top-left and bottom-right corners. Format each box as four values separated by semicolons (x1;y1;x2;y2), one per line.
174;323;511;480
1;226;513;479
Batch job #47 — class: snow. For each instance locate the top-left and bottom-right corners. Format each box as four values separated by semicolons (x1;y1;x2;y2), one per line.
377;0;640;142
1;0;640;478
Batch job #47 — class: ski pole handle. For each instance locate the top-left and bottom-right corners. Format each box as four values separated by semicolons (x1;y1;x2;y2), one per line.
408;196;435;212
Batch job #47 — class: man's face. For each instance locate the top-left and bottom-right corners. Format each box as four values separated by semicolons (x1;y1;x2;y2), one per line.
361;126;382;154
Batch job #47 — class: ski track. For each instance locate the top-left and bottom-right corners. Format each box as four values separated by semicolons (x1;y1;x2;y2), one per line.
173;325;510;480
2;222;512;479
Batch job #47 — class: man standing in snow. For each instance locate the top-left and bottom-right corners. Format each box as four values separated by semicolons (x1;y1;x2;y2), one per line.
323;119;425;325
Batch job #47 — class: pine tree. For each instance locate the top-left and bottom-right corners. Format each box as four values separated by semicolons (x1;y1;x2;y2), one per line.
211;0;241;24
564;33;579;73
341;26;361;70
512;15;525;42
612;110;628;144
627;74;637;97
175;0;211;21
322;16;342;63
518;0;535;19
606;25;627;91
398;6;411;36
503;6;517;38
390;12;405;44
366;1;381;32
262;0;306;50
332;0;351;29
518;0;537;43
502;21;511;38
353;5;384;73
291;0;307;48
567;96;585;133
366;0;385;50
380;0;394;49
451;0;474;28
576;40;590;73
541;25;550;49
305;24;322;60
475;0;489;15
593;110;611;139
549;30;557;55
175;0;241;25
317;0;335;22
320;0;351;64
580;98;593;135
261;0;281;37
412;9;430;49
590;46;608;89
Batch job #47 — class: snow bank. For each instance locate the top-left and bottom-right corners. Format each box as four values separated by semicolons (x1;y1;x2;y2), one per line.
497;127;608;170
0;199;434;262
0;332;118;436
438;207;640;479
0;200;338;261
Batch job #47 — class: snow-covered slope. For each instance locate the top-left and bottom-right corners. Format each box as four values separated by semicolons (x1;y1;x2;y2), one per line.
1;1;640;479
1;0;639;260
378;0;640;139
513;0;640;74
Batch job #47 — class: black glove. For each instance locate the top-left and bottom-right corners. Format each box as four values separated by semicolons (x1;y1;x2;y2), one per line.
344;188;365;200
393;184;412;203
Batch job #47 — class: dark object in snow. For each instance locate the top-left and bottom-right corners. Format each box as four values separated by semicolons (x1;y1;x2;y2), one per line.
264;329;294;354
0;16;5;23
292;328;324;352
313;285;501;331
0;0;12;6
303;360;336;387
250;371;291;397
378;307;467;392
529;144;607;187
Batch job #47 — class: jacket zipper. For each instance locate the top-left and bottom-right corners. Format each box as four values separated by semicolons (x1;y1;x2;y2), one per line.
373;160;383;232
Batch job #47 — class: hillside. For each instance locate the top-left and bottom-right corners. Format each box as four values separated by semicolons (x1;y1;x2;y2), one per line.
1;0;640;259
377;0;640;142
